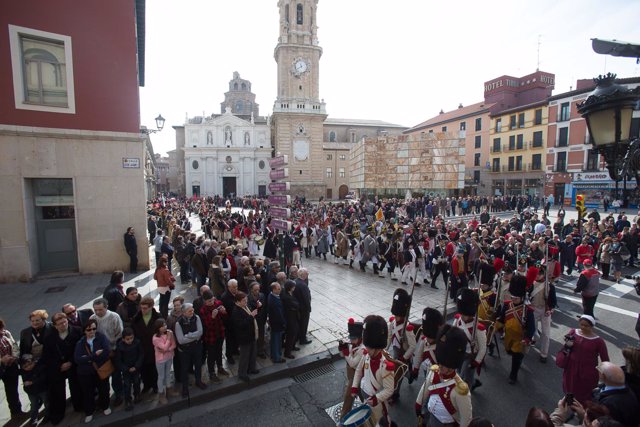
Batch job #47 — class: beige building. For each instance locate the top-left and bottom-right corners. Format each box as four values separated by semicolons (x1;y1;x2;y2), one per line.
350;133;465;198
405;103;493;195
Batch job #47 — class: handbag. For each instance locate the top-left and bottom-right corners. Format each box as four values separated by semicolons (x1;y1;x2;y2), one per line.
85;343;114;380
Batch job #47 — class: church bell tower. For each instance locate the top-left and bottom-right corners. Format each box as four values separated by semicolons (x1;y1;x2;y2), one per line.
272;0;327;199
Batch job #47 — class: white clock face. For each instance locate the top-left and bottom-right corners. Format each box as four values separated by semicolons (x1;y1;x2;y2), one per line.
293;140;309;161
293;59;308;77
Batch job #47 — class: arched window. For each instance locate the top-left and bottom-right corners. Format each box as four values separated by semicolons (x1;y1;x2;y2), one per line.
285;4;289;23
296;3;303;24
233;83;238;90
329;131;336;142
241;82;247;90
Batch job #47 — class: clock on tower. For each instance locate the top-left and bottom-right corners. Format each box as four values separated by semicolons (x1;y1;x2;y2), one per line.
272;0;327;199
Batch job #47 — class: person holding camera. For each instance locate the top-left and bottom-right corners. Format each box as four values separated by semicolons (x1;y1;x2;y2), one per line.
556;315;609;406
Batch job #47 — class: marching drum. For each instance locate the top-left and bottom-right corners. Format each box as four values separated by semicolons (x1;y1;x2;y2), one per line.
339;404;376;427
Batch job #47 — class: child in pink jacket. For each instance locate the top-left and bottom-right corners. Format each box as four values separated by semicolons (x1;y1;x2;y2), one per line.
152;318;176;404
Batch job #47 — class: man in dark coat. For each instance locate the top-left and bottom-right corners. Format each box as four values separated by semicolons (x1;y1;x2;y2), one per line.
594;362;640;427
124;227;138;274
103;271;125;312
294;268;312;345
43;313;83;423
559;234;577;275
221;280;240;364
267;282;286;363
130;297;160;394
62;303;94;330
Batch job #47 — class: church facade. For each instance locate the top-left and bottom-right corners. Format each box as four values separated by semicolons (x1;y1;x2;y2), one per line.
175;72;271;198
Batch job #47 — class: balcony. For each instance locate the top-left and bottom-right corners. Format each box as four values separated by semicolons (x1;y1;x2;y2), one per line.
553;165;567;172
490;145;502;153
490;164;541;173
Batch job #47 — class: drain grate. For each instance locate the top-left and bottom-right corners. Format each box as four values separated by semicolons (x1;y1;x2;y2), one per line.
45;286;67;293
293;363;336;383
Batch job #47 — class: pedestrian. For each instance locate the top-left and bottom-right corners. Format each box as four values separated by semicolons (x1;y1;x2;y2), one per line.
221;280;240;364
294;268;312;345
248;282;267;359
154;255;176;319
152;318;178;405
576;238;595;272
90;298;124;407
153;229;164;264
115;327;143;410
0;318;26;422
199;290;229;383
43;312;83;424
232;291;260;382
592;362;640;427
62;303;93;330
267;282;286;363
160;236;175;271
281;280;300;359
73;319;112;424
597;237;613;280
131;296;161;394
529;265;557;363
574;259;600;317
559;234;577;275
208;255;226;298
174;303;207;397
103;270;126;312
124;227;138;274
116;287;140;329
166;296;184;387
556;315;609;405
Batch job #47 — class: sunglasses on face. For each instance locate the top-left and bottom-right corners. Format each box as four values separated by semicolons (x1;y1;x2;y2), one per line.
85;327;97;332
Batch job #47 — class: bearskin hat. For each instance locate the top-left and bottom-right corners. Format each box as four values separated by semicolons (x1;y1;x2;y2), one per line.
509;275;528;298
391;288;411;316
435;325;467;370
362;315;388;349
493;257;505;273
479;262;496;287
456;288;479;316
347;318;363;340
422;308;444;339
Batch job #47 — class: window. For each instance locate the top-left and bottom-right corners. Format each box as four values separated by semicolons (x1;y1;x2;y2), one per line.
534;109;542;125
350;132;356;143
460;122;466;131
531;154;542;170
326;167;332;178
329;131;336;142
474;153;481;166
296;3;303;24
532;131;543;147
508;135;515;150
559;102;570;121
518;113;525;128
9;25;75;113
473;170;480;183
192;160;199;170
428;129;434;134
509;115;517;130
326;154;333;161
495;118;502;132
442;126;447;132
474;135;481;149
558;127;569;147
492;158;500;172
508;156;515;172
492;138;501;152
339;167;345;178
516;134;524;150
516;155;523;171
586;149;599;171
258;160;265;169
285;4;289;23
556;152;567;171
475;117;482;131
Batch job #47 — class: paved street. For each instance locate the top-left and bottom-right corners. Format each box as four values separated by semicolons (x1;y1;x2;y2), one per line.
1;207;638;426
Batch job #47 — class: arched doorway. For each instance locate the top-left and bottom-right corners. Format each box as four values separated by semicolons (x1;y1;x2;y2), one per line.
338;185;349;199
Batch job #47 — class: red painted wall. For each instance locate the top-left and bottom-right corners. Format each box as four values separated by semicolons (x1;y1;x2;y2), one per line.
0;0;140;132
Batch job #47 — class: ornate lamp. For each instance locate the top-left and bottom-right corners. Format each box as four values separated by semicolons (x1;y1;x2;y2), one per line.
577;73;640;182
141;114;165;135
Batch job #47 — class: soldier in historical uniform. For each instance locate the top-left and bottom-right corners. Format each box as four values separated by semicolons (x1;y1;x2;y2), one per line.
478;260;499;322
351;315;395;426
528;264;557;364
412;308;444;382
495;275;535;384
415;325;473;427
452;288;487;390
360;228;379;274
335;224;349;265
387;288;416;402
450;246;468;300
339;318;365;419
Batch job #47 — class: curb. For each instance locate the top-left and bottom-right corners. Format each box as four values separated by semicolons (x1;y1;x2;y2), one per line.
98;348;343;426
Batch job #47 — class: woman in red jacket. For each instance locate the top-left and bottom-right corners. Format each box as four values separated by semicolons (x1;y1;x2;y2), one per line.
154;256;175;319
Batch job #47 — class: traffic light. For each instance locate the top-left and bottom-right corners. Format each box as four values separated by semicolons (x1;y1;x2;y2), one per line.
576;194;586;216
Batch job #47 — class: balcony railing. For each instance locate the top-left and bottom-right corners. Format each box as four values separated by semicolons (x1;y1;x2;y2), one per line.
490;145;502;153
553;165;567;172
489;163;542;173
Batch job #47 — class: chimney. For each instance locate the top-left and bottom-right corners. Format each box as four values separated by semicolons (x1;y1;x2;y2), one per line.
458;103;463;109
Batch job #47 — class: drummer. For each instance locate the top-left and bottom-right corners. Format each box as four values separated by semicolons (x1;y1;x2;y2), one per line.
415;325;472;427
387;288;416;403
351;315;395;426
339;318;365;419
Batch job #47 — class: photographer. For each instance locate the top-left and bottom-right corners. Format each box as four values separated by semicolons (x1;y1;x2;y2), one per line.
555;315;609;406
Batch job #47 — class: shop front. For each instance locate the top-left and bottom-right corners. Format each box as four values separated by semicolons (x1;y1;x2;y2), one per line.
570;172;637;208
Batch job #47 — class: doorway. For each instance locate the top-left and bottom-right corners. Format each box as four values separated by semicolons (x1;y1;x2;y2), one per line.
554;183;564;206
338;185;349;199
223;177;236;198
192;185;200;197
32;179;78;273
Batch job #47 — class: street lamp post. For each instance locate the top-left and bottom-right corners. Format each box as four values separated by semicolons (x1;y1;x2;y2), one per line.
577;74;640;205
140;114;166;135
